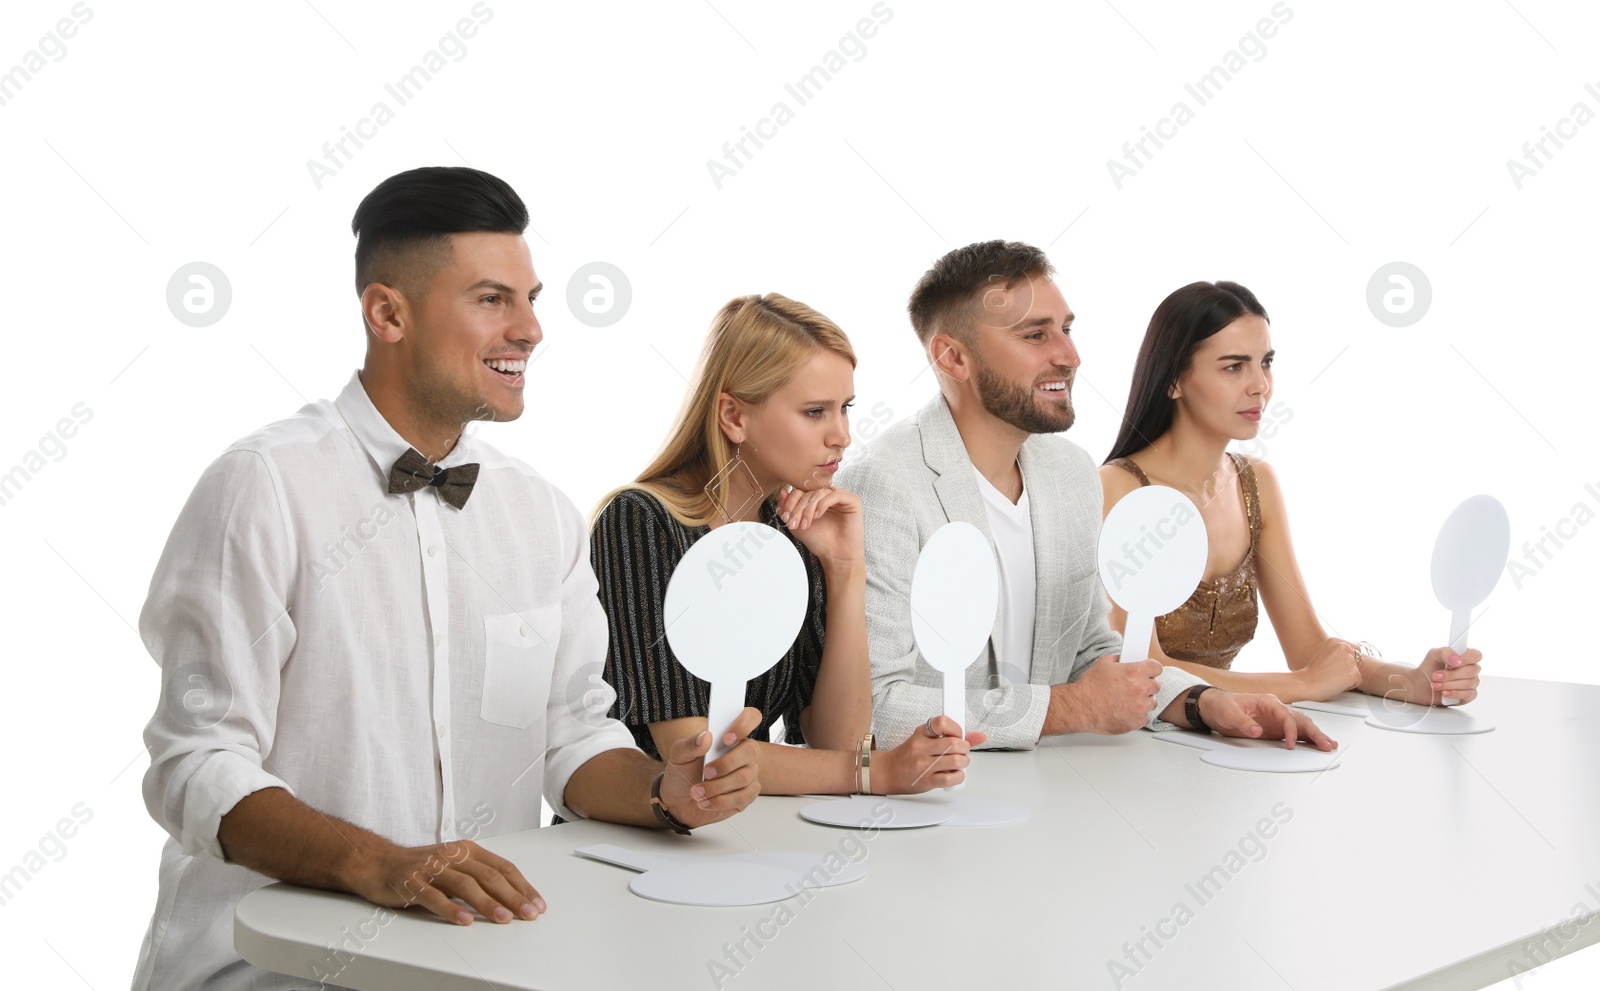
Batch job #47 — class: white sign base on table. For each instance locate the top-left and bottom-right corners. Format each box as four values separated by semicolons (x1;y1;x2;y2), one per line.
900;794;1031;826
576;843;865;889
1365;702;1495;735
799;795;953;829
1294;692;1496;734
1153;730;1344;773
716;851;867;886
629;861;806;907
1291;691;1372;718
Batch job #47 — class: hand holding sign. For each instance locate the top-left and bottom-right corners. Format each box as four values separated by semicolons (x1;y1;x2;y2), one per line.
1430;494;1508;706
664;521;809;760
910;521;1000;735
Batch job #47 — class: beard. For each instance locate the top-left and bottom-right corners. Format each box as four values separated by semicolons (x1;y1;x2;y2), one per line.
974;363;1075;434
406;367;501;454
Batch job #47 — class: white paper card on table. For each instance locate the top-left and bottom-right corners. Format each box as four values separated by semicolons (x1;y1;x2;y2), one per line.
630;861;806;907
1291;691;1373;718
800;795;954;829
575;844;865;888
575;843;677;874
1097;485;1208;680
663;520;809;759
717;851;867;886
1431;494;1510;706
1364;698;1495;735
910;521;999;733
1151;731;1343;773
1199;746;1342;773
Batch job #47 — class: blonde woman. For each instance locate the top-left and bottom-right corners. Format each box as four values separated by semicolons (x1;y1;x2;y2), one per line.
590;294;981;806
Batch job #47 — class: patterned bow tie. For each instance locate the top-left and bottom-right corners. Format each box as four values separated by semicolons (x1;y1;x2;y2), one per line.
387;447;480;510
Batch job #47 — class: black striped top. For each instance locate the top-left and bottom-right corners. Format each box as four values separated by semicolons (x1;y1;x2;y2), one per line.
590;487;828;760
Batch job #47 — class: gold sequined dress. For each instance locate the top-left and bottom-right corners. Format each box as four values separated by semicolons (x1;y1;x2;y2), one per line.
1107;452;1261;670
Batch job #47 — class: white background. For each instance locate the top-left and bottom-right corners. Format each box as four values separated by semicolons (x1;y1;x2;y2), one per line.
1;0;1595;987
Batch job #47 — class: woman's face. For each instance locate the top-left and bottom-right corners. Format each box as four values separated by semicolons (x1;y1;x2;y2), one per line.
735;349;855;494
1173;314;1274;441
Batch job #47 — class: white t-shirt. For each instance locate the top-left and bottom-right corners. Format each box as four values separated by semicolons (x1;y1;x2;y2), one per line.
975;464;1037;683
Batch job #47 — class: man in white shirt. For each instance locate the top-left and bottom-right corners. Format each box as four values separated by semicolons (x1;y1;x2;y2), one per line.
132;167;762;991
838;240;1336;752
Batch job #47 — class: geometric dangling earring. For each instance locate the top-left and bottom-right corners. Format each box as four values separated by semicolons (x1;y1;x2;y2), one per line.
703;441;763;525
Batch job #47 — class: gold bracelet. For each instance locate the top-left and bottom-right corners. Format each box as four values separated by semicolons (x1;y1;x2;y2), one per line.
858;733;875;795
852;744;864;795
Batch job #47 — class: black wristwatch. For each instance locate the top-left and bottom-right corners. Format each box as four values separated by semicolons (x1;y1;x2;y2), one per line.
650;772;694;835
1184;685;1217;734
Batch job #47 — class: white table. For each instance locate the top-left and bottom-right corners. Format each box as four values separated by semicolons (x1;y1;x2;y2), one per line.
237;675;1600;990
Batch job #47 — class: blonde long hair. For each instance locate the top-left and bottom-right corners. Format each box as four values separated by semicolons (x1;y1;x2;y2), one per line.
596;293;856;529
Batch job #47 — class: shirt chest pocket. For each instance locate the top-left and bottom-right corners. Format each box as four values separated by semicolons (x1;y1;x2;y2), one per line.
480;605;560;729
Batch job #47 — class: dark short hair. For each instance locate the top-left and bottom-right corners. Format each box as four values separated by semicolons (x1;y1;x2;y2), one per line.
351;166;529;303
1105;281;1270;463
907;240;1056;345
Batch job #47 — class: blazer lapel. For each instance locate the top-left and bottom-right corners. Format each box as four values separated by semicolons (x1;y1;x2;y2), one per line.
1018;440;1063;686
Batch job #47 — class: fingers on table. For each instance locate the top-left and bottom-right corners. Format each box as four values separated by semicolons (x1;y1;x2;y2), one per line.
451;856;542;922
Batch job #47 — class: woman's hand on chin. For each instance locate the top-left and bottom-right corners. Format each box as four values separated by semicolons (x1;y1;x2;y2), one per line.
777;484;865;574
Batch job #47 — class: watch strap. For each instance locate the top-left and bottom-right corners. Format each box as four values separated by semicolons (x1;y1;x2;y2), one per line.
650;771;693;835
1184;685;1216;734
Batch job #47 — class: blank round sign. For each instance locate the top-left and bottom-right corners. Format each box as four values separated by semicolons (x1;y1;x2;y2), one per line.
1432;495;1510;614
664;520;810;758
663;521;809;682
910;521;999;674
1097;485;1208;615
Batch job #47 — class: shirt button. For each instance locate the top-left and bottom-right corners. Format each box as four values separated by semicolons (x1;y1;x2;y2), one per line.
427;545;438;557
433;633;443;647
438;725;448;739
519;625;528;637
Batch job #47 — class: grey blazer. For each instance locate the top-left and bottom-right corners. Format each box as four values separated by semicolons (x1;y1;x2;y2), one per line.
837;394;1202;749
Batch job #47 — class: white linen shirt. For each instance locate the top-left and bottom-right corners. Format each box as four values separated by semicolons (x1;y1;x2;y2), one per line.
132;370;638;991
